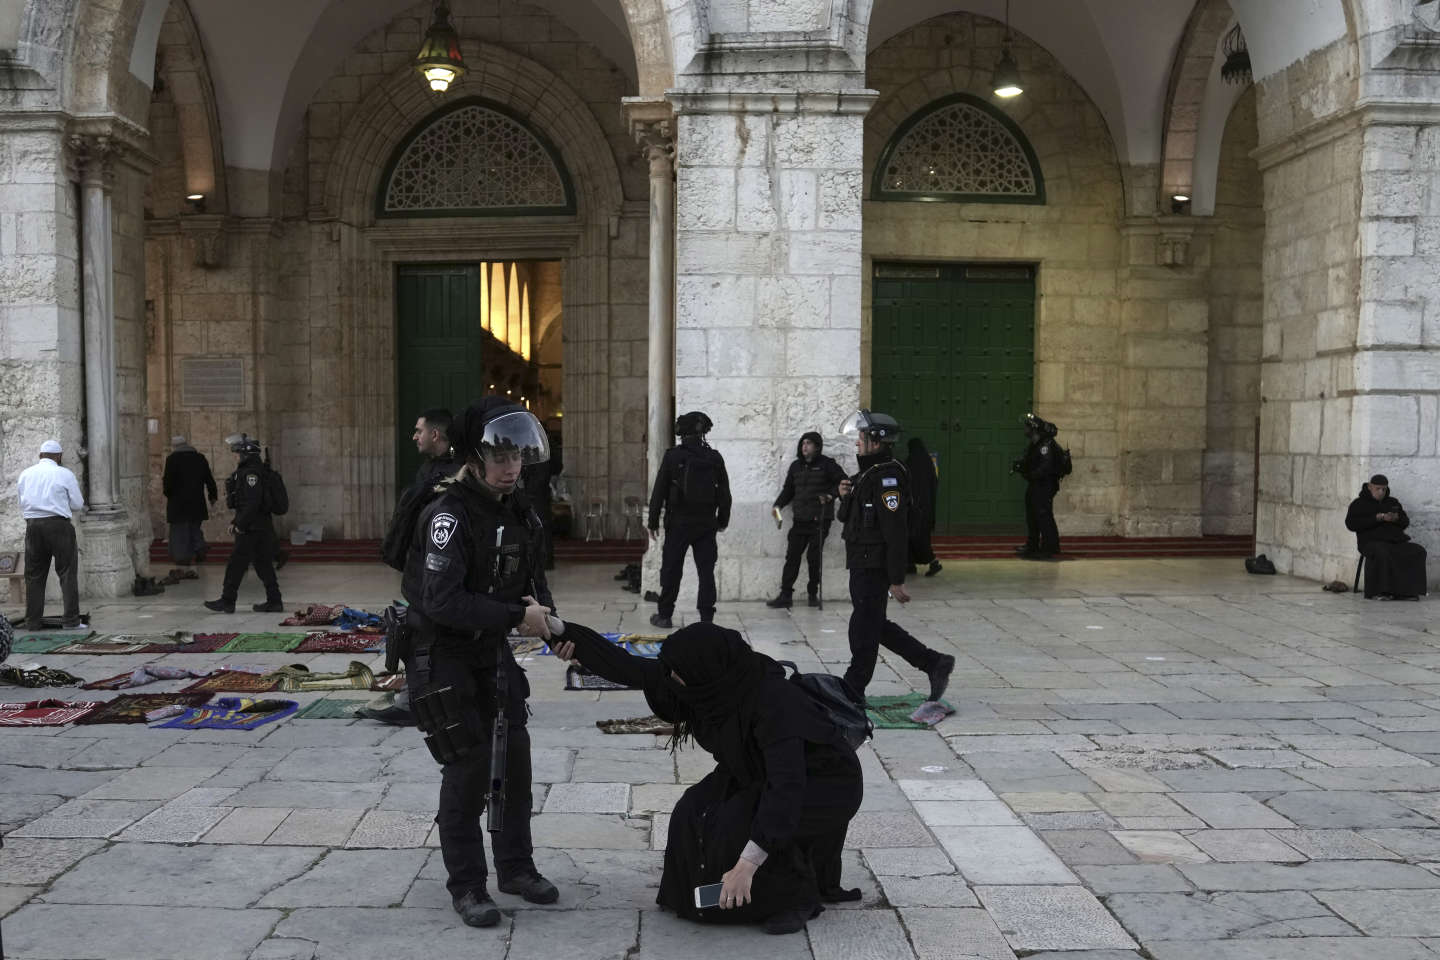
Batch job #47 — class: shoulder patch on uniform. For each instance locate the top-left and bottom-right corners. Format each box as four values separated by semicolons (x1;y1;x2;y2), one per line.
246;474;258;487
424;552;451;572
1040;445;1050;455
882;476;899;487
883;492;900;512
430;512;458;549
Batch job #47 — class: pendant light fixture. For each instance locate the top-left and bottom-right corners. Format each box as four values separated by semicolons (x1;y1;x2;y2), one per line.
991;0;1023;99
415;0;466;93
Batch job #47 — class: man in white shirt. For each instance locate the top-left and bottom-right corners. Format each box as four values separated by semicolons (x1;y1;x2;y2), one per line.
16;440;85;629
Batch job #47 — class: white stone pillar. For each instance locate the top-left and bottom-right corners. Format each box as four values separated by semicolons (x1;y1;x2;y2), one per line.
669;90;875;602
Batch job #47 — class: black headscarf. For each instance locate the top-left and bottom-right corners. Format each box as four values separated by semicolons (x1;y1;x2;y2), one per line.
658;623;780;777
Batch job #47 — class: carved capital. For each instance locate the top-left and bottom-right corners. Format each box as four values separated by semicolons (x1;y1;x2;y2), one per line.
624;98;675;178
66;134;121;190
179;215;229;268
1158;233;1191;267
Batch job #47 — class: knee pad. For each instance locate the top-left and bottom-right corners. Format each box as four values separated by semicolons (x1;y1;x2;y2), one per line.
412;684;482;765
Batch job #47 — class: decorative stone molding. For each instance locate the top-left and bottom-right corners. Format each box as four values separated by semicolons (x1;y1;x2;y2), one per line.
1158;233;1192;267
66;133;121;189
178;214;229;268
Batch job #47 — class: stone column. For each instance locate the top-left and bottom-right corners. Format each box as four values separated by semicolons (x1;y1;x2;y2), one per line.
68;134;132;598
668;90;874;602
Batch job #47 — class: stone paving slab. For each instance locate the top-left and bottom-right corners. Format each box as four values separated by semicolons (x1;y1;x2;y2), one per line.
117;803;231;842
933;826;1078;883
807;908;916;960
1314;889;1440;936
42;842;320;906
1144;938;1436;960
272;906;509;959
900;906;1016;960
978;885;1137;950
258;848;428;907
1179;860;1440;891
0;837;106;885
1107;891;1354;940
2;903;283;960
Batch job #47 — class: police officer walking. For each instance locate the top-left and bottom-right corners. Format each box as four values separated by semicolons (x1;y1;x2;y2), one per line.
647;411;731;629
1014;413;1064;559
408;397;559;927
204;434;283;614
767;431;846;609
836;410;954;704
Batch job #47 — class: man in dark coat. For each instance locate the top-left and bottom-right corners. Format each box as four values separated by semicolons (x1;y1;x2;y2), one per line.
766;431;846;608
162;435;217;565
521;417;563;570
905;437;942;577
1346;474;1428;600
647;411;732;629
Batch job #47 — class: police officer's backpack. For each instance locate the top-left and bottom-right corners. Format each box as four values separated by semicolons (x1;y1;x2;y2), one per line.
778;661;873;750
380;483;446;571
1055;443;1073;479
263;465;290;516
674;451;720;508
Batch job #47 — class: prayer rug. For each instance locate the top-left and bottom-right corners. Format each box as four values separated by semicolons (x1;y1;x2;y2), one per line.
565;665;640;691
181;670;282;694
85;632;189;648
10;635;72;654
596;715;675;736
73;693;213;724
865;695;955;730
0;698;101;725
280;604;339;627
51;640;152;655
143;633;234;654
270;660;373;692
371;672;406;692
82;664;208;691
0;665;85;688
151;696;299;730
217;633;307;653
293;632;384;654
333;607;384;632
509;638;547;656
292;696;369;720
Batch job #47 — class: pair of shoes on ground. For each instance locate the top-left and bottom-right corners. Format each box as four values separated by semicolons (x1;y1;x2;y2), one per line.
765;592;820;609
204;599;284;614
453;871;559;927
1015;546;1058;560
649;613;715;629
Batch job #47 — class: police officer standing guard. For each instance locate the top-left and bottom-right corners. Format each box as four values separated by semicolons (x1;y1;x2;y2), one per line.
407;397;559;928
647;411;731;629
1014;413;1064;559
836;410;954;704
767;431;846;609
204;434;283;614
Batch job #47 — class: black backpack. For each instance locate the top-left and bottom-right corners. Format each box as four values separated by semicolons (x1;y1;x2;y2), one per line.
380;482;447;572
263;465;290;516
674;451;720;508
1054;443;1073;479
778;661;873;750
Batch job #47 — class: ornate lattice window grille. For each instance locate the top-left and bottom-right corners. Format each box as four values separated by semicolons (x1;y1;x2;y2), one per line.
378;97;577;218
873;93;1045;205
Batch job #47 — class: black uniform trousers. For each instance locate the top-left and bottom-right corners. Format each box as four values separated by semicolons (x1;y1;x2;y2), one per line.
24;516;79;626
427;645;535;899
1024;479;1061;555
221;521;282;604
658;523;718;621
779;524;828;596
843;566;942;696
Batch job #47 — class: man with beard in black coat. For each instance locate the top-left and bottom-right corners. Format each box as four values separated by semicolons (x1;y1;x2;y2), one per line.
1346;474;1428;600
767;431;846;609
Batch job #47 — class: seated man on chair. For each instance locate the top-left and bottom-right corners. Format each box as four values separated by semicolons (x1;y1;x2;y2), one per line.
1346;474;1428;600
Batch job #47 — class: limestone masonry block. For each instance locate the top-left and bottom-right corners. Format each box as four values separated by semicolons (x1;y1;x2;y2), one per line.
1351;394;1420;457
786;329;860;379
1352;349;1440;394
676;275;756;327
706;328;784;378
779;170;817;231
757;276;828;328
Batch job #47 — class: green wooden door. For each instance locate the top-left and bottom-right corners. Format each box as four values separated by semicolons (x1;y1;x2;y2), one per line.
395;264;485;491
872;263;1035;534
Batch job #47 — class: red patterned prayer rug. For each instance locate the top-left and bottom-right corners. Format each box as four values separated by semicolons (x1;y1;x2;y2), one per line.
0;699;101;725
280;605;338;626
141;633;234;654
181;670;282;694
73;693;213;724
293;633;385;654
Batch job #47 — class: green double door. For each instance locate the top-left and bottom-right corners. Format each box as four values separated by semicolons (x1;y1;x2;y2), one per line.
871;263;1036;534
395;264;485;491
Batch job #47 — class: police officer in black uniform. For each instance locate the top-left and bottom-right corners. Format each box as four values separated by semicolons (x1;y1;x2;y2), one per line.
767;431;846;609
647;411;731;629
1014;413;1062;559
836;410;954;704
204;434;282;614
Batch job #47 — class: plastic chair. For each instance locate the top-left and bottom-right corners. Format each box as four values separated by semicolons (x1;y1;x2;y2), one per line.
622;496;645;540
584;498;607;542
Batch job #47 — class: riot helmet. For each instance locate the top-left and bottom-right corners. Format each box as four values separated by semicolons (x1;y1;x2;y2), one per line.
225;433;262;456
1022;413;1057;438
839;409;902;444
457;397;550;466
674;411;713;438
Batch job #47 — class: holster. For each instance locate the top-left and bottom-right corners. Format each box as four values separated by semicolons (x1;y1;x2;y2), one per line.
412;683;481;766
382;603;411;675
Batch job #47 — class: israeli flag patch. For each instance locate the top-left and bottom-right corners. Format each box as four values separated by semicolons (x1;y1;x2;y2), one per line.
430;512;458;549
882;477;899;487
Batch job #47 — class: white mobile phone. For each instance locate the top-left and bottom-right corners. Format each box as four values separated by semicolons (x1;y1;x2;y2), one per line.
693;882;724;909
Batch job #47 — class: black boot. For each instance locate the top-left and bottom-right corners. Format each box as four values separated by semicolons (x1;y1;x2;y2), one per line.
925;560;942;577
764;904;822;935
354;704;416;726
498;869;559;904
252;600;285;613
650;613;673;629
203;599;234;614
820;886;862;903
452;889;501;927
927;654;955;703
766;591;793;609
808;593;820;607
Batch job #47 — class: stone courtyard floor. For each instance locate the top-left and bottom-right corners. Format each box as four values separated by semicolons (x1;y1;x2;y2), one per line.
3;558;1440;959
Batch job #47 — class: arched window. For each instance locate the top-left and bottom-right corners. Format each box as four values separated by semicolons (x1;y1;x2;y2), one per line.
378;97;577;217
874;94;1044;204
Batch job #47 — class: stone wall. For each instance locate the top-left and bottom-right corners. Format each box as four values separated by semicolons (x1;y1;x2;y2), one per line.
862;13;1125;535
1203;89;1264;536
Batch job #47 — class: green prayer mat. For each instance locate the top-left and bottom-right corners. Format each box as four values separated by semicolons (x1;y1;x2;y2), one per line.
865;694;954;730
216;633;307;653
11;635;74;654
292;696;369;720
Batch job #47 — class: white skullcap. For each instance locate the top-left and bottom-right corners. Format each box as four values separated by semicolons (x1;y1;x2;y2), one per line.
171;435;187;446
39;440;62;455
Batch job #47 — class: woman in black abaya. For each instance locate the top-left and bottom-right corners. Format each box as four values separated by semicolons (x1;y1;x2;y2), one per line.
1345;473;1428;600
551;622;863;935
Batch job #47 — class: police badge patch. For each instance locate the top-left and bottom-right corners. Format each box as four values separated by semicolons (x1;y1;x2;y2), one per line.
247;474;258;487
430;512;458;549
883;492;900;511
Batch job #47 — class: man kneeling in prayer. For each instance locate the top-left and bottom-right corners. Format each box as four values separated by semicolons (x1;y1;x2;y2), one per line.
551;621;864;935
1346;473;1428;600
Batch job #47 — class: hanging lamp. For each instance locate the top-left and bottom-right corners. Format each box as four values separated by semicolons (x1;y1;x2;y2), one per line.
415;0;466;93
992;0;1023;98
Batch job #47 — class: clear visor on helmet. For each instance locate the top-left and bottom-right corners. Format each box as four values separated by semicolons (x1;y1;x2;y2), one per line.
838;410;870;440
477;411;550;466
